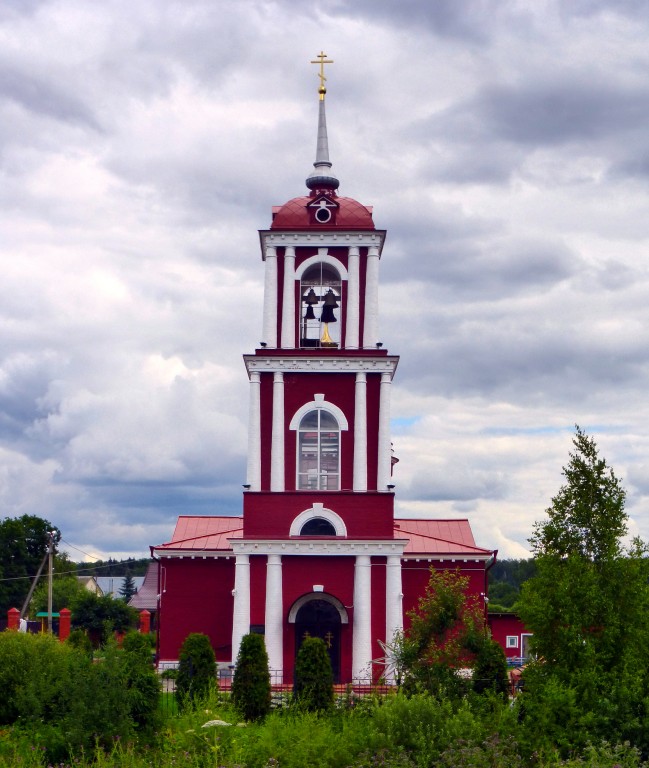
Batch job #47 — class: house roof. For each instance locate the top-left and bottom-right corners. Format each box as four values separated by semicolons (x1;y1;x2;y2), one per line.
394;519;493;557
96;575;145;598
129;561;159;611
153;515;492;558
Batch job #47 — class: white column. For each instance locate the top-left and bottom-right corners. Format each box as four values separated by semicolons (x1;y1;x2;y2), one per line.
264;554;283;679
346;246;360;349
385;555;404;682
363;246;380;348
281;247;296;349
270;372;285;491
231;554;250;664
352;554;373;679
353;372;367;491
377;372;392;490
262;247;278;348
246;372;261;490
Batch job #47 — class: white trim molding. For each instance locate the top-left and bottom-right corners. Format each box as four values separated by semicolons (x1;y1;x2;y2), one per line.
294;252;348;280
289;394;349;431
230;538;409;557
289;503;347;537
287;592;349;624
261;230;386;253
245;354;398;376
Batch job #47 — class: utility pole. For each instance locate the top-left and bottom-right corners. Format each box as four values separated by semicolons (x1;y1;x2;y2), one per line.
47;531;55;633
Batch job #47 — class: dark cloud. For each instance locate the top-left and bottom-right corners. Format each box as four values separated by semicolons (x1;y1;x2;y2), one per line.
325;0;497;42
0;64;101;129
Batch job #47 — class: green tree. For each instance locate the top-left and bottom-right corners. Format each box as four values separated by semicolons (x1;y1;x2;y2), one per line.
294;636;334;712
72;590;137;646
518;427;649;755
119;571;138;601
30;556;85;616
232;633;271;721
0;515;60;614
176;633;216;708
399;568;485;698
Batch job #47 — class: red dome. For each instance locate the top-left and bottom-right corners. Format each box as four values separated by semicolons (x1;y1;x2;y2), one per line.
271;196;375;230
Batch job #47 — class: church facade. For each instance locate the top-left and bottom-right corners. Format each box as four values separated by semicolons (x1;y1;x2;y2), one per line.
152;59;496;683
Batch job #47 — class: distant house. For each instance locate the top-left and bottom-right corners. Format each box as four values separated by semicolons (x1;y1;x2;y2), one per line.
488;612;532;664
77;576;103;595
96;576;145;599
128;561;159;627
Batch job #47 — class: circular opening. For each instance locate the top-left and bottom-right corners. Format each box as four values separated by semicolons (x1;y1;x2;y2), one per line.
315;207;331;223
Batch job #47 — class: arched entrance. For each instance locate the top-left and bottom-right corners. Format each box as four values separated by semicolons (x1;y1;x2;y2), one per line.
294;598;342;682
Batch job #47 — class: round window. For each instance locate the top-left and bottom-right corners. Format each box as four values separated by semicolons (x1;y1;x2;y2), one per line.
315;206;332;223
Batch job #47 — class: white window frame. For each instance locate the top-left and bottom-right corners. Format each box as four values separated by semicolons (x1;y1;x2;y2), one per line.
506;635;519;649
290;396;348;492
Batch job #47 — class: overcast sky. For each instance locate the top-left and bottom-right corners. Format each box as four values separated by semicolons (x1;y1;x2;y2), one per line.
2;0;649;562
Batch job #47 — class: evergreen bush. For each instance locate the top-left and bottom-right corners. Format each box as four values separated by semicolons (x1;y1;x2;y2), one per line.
232;632;271;721
176;632;216;708
473;638;510;699
122;631;161;733
294;636;334;712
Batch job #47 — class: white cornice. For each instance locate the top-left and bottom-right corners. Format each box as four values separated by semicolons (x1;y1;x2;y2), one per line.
230;538;408;556
153;545;493;562
260;230;386;254
244;355;399;376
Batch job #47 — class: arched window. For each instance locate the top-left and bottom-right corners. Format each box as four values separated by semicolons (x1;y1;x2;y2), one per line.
300;263;342;348
297;409;340;490
299;518;337;536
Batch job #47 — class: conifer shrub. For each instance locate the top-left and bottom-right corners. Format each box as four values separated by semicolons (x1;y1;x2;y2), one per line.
473;638;510;699
232;632;271;721
122;631;161;733
176;632;216;708
294;636;334;712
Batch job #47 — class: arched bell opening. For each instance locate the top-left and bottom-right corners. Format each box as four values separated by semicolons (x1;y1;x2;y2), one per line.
290;594;346;683
300;263;342;348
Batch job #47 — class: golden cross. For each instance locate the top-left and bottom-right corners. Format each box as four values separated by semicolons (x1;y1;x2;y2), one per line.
324;631;333;649
310;51;333;100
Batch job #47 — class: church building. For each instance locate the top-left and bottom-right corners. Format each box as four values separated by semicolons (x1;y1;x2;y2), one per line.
152;55;496;683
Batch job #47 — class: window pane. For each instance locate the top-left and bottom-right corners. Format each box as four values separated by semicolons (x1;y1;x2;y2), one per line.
300;411;319;429
319;411;337;429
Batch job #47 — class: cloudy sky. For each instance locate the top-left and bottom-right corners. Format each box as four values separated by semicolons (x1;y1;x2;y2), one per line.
2;0;649;562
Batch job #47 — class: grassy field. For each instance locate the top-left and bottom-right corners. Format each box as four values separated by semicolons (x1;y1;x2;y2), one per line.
1;688;646;768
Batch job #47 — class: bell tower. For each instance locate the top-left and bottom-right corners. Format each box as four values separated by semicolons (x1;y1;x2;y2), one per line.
234;54;403;680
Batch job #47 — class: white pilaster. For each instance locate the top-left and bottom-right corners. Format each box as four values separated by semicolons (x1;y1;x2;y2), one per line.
385;555;404;682
377;372;392;490
352;554;373;679
346;246;360;349
353;372;367;491
363;246;380;348
270;372;285;491
231;554;250;664
262;247;278;348
281;247;296;349
265;554;283;679
246;372;261;491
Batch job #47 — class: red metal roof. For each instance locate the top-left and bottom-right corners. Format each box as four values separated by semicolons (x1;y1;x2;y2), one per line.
156;515;243;552
270;196;375;230
153;515;492;558
394;519;493;556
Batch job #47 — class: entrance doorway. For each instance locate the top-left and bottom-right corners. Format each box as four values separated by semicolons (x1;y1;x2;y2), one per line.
294;598;342;682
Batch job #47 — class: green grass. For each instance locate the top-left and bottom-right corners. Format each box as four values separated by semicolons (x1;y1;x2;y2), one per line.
0;691;647;767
